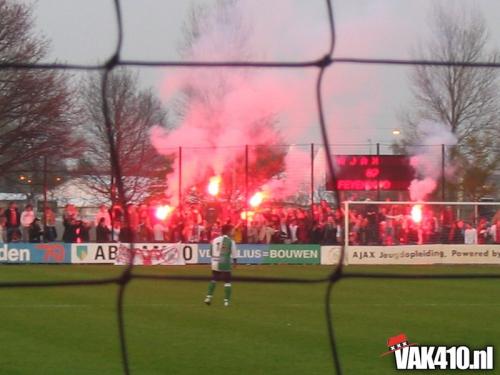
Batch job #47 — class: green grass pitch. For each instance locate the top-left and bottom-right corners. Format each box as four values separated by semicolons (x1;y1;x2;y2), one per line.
0;264;499;374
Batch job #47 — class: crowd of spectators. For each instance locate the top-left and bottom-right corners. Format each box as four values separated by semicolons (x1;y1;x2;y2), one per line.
0;199;499;246
348;204;500;246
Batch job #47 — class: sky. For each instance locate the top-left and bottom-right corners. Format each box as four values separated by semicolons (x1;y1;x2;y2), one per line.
26;0;500;151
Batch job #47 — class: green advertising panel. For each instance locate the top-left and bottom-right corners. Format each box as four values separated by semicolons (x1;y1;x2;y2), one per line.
265;244;321;264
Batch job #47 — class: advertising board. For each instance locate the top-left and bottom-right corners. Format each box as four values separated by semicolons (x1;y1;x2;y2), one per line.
347;244;500;265
72;243;198;264
0;243;71;264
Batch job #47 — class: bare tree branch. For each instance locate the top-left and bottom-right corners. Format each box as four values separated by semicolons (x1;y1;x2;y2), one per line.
397;4;500;199
79;69;171;203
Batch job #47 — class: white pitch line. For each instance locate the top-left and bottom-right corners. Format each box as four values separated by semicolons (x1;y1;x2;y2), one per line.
0;302;499;308
337;303;500;307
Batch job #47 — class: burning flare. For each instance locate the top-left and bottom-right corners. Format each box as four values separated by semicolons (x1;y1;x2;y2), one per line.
249;192;264;208
207;176;221;196
155;205;172;221
411;204;423;224
240;210;255;220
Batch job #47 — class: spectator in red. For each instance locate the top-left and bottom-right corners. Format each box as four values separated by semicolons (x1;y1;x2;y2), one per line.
477;218;489;244
489;219;500;244
440;206;455;244
5;202;21;242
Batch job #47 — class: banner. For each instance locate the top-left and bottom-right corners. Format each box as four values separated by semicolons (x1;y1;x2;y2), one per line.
72;243;198;264
347;244;500;265
198;244;266;264
265;244;320;264
320;246;344;265
234;244;267;263
199;244;321;264
7;242;499;265
0;243;71;264
115;243;185;265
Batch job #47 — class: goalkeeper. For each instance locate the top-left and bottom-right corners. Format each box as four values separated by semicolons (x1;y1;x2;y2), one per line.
204;224;237;307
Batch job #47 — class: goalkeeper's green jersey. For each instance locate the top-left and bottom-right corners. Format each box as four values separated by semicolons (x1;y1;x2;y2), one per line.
210;235;237;272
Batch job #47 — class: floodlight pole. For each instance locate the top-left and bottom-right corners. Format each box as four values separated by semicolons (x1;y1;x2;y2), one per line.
245;145;249;242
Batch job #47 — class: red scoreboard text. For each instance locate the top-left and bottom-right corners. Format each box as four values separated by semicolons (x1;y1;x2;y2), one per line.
326;155;415;191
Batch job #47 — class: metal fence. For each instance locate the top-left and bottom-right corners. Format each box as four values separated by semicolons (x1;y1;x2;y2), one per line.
0;142;458;212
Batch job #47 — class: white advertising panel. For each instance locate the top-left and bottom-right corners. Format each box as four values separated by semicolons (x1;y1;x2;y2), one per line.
347;244;500;265
320;246;344;265
72;243;198;264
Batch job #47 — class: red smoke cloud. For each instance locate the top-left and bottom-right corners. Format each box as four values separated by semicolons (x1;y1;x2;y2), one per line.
150;1;414;203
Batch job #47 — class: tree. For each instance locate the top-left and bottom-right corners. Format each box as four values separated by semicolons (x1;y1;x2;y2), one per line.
79;69;171;204
396;4;500;200
0;157;69;204
0;0;81;185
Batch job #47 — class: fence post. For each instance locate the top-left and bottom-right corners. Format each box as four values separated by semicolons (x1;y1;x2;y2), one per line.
43;156;48;229
178;146;182;209
441;144;445;201
376;143;380;201
310;143;314;217
245;145;249;242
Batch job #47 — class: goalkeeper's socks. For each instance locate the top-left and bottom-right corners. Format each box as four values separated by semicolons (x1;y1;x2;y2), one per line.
224;283;232;306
